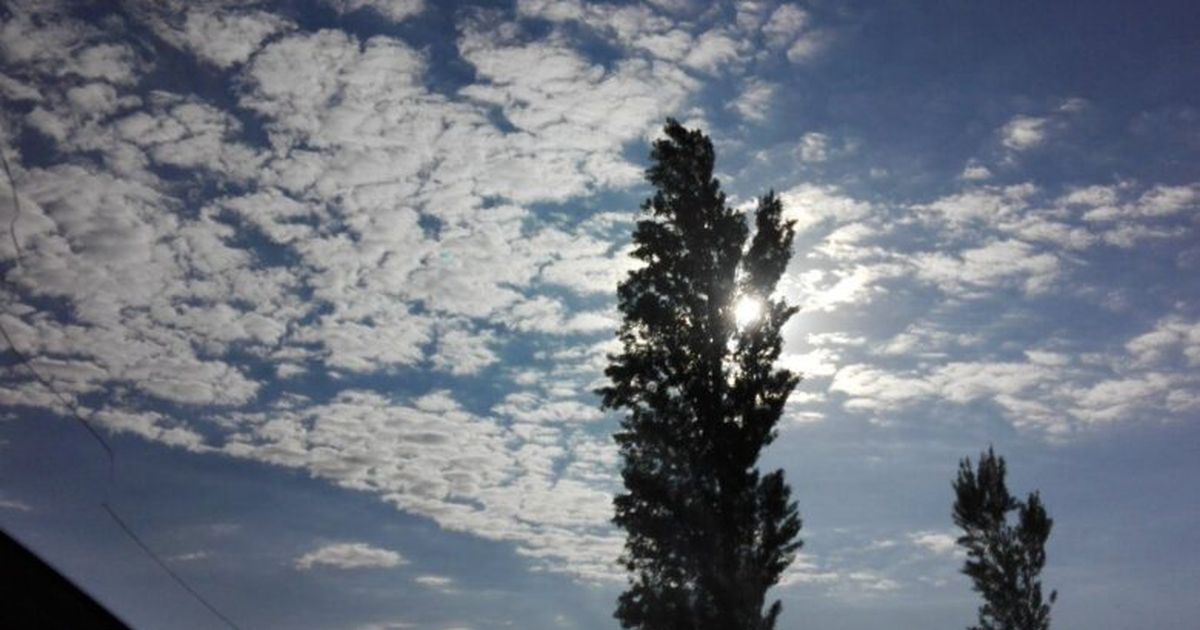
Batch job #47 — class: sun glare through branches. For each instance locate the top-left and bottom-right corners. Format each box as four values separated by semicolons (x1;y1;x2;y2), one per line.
734;295;764;329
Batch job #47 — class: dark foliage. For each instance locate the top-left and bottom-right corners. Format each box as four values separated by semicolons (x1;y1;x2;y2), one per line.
598;120;802;630
953;447;1057;630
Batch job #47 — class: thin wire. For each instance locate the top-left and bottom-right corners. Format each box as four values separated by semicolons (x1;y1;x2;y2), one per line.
1;146;243;630
102;503;245;630
1;147;113;478
0;149;22;265
0;322;115;485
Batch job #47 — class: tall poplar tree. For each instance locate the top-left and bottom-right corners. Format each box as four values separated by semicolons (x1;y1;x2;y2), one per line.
953;447;1056;630
599;120;802;630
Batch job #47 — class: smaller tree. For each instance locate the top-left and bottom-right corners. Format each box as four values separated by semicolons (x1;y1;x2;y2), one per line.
953;447;1056;630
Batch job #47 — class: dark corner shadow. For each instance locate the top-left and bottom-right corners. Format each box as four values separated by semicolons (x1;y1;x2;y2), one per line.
1;527;130;629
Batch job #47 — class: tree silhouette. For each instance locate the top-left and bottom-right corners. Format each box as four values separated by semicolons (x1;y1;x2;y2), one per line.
953;447;1056;630
598;120;802;630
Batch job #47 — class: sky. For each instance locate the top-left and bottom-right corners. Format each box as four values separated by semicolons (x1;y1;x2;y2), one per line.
0;0;1198;628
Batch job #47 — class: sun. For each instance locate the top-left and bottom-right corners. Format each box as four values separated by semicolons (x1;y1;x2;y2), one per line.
734;295;763;329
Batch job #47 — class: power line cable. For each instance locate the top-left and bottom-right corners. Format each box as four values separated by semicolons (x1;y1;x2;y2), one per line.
0;145;244;630
0;322;115;484
0;150;22;266
103;503;245;630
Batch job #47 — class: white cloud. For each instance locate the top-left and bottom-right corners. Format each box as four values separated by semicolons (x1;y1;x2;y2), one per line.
762;4;810;50
324;0;425;22
493;391;604;424
731;78;775;122
3;164;273;407
1059;97;1089;113
831;365;934;411
1;7;713;584
0;497;32;511
517;0;587;22
796;132;831;162
643;0;699;13
1134;184;1197;216
225;22;695;378
844;571;901;593
790;264;904;313
534;228;637;296
1005;215;1096;251
910;239;1061;297
878;325;981;358
1126;317;1200;366
914;183;1037;230
168;551;211;562
814;222;885;261
778;183;873;233
354;623;416;630
113;92;265;178
778;554;841;587
816;307;1200;436
431;322;499;376
911;179;1196;257
682;29;742;74
1026;350;1070;367
808;332;868;347
414;574;455;590
960;162;992;181
240;30;428;149
73;43;144;85
1098;223;1186;248
0;2;131;87
294;542;406;570
1081;184;1197;221
516;0;696;67
740;0;832;64
1069;373;1178;425
778;348;839;377
1001;115;1049;151
778;553;900;597
502;296;617;335
184;10;292;68
218;389;622;581
0;73;40;102
1059;184;1120;207
456;22;698;191
931;361;1051;404
786;30;832;64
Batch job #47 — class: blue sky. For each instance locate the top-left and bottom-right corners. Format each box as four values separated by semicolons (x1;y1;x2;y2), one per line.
1;0;1198;628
